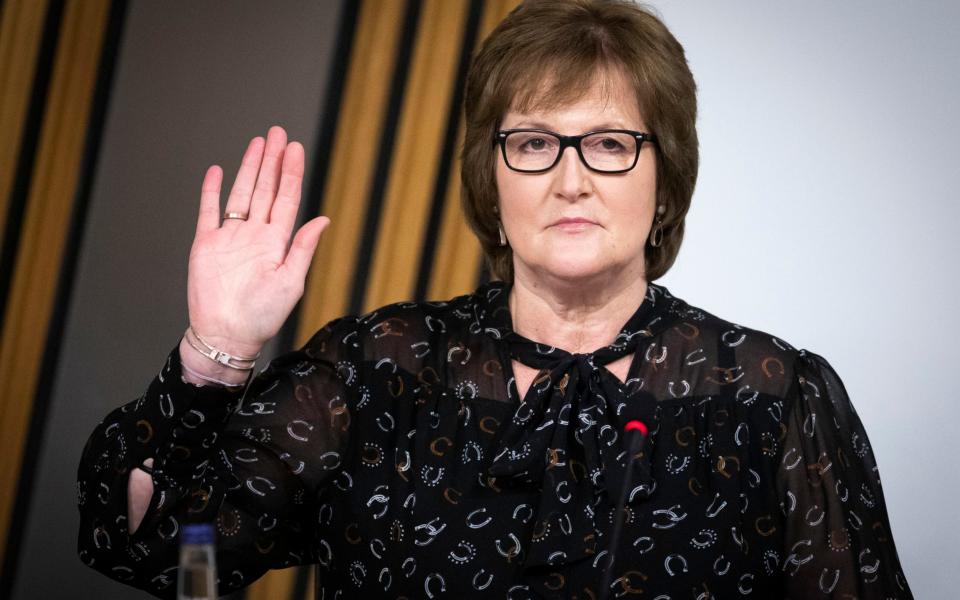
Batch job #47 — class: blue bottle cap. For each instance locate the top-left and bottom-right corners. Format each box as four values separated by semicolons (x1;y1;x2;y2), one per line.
181;523;215;545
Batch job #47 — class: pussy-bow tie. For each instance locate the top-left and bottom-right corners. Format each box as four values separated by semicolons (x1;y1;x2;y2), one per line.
479;283;669;573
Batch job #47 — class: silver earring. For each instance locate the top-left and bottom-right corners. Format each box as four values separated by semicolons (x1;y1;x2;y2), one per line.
649;204;666;247
498;222;508;247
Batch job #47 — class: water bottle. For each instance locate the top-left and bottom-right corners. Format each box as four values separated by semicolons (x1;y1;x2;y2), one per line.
178;523;218;600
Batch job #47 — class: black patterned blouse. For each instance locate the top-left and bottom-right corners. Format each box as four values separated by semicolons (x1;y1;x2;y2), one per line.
77;282;913;599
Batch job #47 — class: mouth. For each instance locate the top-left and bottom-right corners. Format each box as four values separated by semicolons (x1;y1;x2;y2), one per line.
549;217;599;230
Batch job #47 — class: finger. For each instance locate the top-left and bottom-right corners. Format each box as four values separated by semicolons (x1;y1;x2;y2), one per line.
223;136;265;224
269;141;305;235
282;216;330;282
249;125;288;222
196;165;223;235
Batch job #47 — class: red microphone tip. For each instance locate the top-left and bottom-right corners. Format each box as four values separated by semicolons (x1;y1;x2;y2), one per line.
625;420;648;436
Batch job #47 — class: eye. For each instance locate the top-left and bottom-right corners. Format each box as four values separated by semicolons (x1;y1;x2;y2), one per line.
597;137;627;152
520;137;549;152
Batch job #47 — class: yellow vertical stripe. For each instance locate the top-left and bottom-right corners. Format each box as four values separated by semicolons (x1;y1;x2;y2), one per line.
296;0;409;346
0;0;112;567
362;0;468;312
243;567;297;600
427;0;521;299
0;0;51;249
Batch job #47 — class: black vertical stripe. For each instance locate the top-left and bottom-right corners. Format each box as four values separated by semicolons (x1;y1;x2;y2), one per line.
0;1;128;596
278;0;360;355
413;0;484;302
347;0;422;315
222;584;247;600
0;0;64;335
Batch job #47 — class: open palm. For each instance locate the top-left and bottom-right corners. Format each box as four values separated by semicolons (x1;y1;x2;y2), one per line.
187;126;328;357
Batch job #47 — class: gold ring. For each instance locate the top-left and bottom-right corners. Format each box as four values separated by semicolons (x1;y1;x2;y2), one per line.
223;212;248;221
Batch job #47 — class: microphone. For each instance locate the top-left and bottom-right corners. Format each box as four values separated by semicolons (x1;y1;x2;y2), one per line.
599;419;649;600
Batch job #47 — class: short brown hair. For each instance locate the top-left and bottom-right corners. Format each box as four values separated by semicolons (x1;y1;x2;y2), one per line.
461;0;698;282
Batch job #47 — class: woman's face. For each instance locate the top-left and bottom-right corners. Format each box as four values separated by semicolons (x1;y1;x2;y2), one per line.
496;74;657;287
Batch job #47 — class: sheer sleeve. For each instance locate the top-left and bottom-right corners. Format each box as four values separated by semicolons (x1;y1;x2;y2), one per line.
77;318;359;599
776;350;912;599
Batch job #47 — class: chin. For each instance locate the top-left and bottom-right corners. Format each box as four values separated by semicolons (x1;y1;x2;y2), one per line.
519;243;647;286
534;257;616;284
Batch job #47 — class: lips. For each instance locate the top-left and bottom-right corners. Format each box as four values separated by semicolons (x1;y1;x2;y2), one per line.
549;217;599;228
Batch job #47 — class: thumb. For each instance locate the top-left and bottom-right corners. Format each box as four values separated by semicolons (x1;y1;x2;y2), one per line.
283;216;330;280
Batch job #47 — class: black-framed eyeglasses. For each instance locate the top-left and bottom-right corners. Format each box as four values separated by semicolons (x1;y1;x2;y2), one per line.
496;128;657;174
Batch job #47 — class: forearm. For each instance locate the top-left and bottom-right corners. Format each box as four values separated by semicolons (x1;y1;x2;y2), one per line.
79;317;357;597
77;347;244;593
124;333;259;532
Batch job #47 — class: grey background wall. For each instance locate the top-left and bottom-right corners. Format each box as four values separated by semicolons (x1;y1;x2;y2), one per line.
11;1;343;598
655;2;960;597
7;1;957;598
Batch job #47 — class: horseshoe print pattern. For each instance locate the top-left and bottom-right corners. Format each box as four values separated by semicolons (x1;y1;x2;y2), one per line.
77;283;912;598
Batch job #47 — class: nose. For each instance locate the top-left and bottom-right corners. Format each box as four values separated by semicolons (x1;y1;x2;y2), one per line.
550;146;593;202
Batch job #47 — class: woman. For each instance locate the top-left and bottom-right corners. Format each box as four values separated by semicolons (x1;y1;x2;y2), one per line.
77;1;912;598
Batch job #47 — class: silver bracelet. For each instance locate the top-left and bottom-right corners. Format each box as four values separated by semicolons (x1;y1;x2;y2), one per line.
180;360;250;390
184;326;259;371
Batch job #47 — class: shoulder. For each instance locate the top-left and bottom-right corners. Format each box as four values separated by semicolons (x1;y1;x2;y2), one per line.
355;289;481;345
652;285;811;400
655;286;798;360
301;288;486;367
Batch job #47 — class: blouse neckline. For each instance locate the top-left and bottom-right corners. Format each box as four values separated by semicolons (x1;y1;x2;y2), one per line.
475;279;676;352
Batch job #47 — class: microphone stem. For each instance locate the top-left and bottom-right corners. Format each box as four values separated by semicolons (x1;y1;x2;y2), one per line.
598;430;644;600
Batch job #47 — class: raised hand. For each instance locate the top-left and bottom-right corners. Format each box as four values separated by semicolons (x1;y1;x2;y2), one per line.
181;126;329;382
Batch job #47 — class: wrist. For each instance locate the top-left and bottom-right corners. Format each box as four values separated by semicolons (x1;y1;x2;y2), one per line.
178;336;255;387
181;360;251;390
187;327;264;360
184;326;260;370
